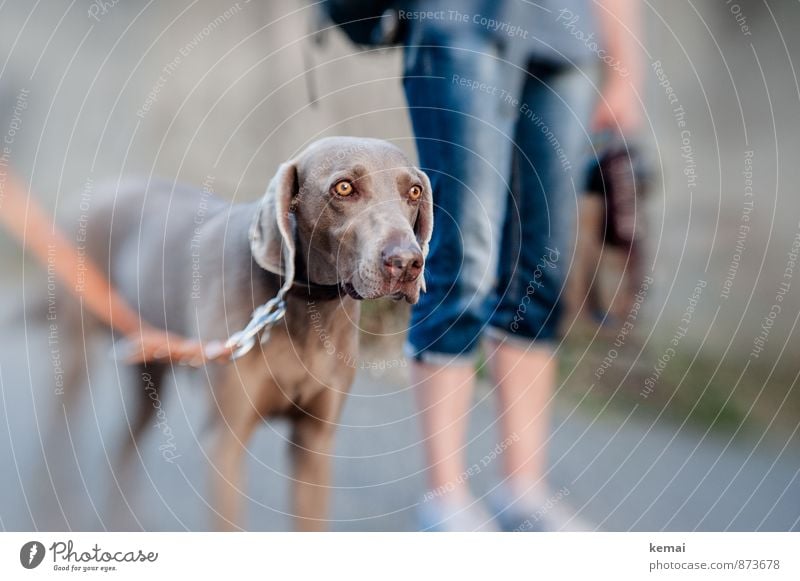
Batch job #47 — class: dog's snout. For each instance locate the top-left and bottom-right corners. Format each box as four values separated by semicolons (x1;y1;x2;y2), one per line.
381;244;423;282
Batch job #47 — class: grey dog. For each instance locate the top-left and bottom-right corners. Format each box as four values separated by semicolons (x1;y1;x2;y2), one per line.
76;137;433;530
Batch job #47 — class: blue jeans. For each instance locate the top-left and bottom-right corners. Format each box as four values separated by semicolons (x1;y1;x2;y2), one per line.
403;27;596;364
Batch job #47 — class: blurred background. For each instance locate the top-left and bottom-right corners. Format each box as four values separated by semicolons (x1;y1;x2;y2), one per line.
0;0;799;531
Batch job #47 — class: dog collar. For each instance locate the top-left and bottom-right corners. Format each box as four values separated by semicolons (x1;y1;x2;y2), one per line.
289;278;343;301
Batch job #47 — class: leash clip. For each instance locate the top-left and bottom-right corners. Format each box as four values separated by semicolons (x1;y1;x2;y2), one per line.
225;296;287;360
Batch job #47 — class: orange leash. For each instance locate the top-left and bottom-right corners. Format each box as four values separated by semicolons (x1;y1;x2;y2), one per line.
0;171;232;366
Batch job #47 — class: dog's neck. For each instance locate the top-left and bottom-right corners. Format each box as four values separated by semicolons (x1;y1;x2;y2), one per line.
287;230;343;301
249;257;342;303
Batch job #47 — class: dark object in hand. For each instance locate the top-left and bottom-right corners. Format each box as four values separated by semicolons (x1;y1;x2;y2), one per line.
585;139;653;249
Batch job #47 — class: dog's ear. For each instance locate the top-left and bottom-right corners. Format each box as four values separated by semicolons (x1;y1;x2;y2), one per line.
414;170;434;257
414;170;434;293
250;162;299;284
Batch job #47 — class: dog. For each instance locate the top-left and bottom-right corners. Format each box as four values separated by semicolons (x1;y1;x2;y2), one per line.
76;136;433;530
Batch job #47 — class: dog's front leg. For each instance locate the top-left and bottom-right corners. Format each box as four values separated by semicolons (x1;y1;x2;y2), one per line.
289;387;347;531
290;415;336;531
210;393;261;531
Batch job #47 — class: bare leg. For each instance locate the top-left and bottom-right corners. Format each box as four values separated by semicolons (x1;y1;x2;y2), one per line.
411;359;501;531
486;339;555;493
485;338;592;530
411;361;475;503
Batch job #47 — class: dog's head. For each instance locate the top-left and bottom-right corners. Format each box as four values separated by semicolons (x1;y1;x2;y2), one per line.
249;137;434;304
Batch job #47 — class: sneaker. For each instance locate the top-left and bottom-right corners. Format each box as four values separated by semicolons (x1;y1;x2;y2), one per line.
416;495;500;532
486;482;594;532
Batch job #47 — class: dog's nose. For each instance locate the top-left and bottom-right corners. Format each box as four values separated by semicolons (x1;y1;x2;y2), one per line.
382;244;423;282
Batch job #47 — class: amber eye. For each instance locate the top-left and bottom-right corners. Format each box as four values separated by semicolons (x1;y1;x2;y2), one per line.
409;185;423;201
332;180;354;197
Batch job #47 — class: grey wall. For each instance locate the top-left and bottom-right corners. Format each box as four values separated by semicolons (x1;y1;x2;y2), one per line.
1;0;800;363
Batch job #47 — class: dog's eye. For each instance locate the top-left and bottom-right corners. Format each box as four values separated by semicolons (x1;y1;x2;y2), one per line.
408;185;422;201
332;180;354;197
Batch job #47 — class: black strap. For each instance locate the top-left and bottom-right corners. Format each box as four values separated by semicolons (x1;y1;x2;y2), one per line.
289;277;342;301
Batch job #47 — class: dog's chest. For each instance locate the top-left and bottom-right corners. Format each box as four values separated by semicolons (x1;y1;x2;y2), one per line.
235;300;359;416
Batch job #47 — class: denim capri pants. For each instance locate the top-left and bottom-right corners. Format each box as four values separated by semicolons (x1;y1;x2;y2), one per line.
402;24;597;365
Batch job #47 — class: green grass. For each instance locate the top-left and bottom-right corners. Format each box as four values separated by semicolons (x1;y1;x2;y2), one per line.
557;322;800;442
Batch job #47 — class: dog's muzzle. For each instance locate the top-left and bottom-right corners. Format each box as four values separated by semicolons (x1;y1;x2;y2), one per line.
381;244;424;283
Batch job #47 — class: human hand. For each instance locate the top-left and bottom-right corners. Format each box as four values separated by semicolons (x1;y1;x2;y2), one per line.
592;77;643;135
115;326;232;367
